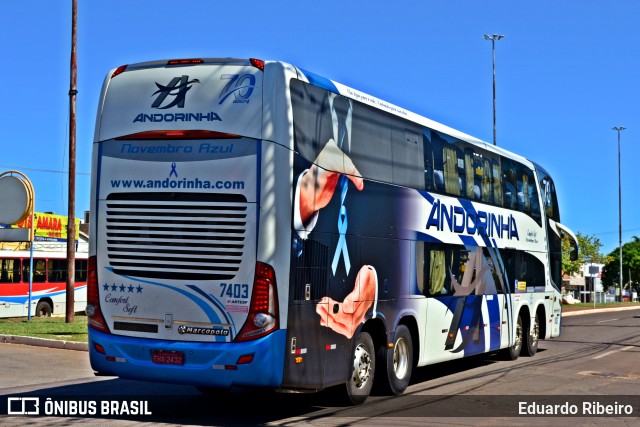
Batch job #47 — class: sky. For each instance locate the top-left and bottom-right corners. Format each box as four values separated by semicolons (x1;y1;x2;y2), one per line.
1;0;639;255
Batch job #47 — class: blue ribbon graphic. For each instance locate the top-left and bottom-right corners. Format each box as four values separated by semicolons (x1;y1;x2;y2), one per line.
331;175;351;275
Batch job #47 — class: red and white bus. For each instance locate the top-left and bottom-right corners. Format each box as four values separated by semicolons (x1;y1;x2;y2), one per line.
0;250;87;318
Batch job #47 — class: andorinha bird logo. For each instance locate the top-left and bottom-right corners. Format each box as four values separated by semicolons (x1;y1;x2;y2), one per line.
151;75;200;109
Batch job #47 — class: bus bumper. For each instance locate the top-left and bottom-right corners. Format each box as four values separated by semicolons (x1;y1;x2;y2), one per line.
88;329;286;389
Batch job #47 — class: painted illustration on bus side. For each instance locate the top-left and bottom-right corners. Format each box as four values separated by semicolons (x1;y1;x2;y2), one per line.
285;78;425;388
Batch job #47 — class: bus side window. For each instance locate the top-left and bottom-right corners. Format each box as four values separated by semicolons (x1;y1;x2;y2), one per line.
449;248;469;293
522;252;545;291
347;101;394;184
529;169;541;223
47;259;68;283
449;247;502;296
540;177;558;221
290;79;323;164
481;156;492;204
22;261;29;283
423;130;434;191
391;123;424;190
75;259;87;282
492;159;503;206
34;259;46;283
502;249;517;293
519;252;528;288
416;241;425;294
1;259;21;283
502;159;517;209
24;259;47;283
429;129;464;195
422;244;450;297
482;248;503;294
443;145;462;196
516;163;530;213
431;133;446;192
464;148;477;200
47;260;56;282
429;249;448;295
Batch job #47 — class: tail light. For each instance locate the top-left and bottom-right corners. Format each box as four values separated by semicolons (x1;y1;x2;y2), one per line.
235;262;279;342
86;256;110;333
115;130;240;140
111;65;127;79
167;58;204;66
250;58;265;71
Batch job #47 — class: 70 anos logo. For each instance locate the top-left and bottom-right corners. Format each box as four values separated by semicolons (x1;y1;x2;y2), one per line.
218;74;256;104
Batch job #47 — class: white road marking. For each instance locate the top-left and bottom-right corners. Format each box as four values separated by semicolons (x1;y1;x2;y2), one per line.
593;346;635;360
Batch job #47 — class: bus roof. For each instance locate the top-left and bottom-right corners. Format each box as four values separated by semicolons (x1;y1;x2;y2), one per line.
287;61;533;169
103;57;534;170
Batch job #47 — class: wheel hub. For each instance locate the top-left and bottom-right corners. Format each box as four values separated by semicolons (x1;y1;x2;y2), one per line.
531;318;539;345
352;344;372;389
393;337;409;379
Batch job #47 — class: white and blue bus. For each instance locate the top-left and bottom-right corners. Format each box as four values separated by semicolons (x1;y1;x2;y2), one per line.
88;58;578;404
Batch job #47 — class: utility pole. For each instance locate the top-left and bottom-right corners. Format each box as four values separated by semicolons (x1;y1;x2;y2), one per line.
612;126;625;303
483;34;504;145
66;0;77;323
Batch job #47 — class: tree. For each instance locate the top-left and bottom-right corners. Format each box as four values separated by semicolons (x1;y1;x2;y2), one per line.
562;232;604;277
601;236;640;295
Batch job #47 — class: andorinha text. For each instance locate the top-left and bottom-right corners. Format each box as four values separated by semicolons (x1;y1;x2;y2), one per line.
110;178;245;190
426;199;520;240
132;112;221;123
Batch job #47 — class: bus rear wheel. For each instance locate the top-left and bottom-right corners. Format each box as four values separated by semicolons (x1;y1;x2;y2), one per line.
36;301;52;317
344;331;375;405
523;313;540;356
375;325;413;395
501;314;523;360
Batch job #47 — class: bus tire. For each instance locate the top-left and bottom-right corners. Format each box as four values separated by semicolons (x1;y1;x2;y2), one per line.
344;331;375;405
375;325;413;395
501;313;523;360
522;312;540;357
36;301;52;317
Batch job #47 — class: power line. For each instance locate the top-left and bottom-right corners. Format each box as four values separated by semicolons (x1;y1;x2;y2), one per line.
592;228;640;237
0;164;89;176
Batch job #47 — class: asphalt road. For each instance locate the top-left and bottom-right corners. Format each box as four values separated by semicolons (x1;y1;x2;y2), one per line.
0;307;639;426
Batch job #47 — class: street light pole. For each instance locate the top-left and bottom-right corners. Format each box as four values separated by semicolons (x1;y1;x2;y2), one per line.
484;34;504;146
612;126;625;302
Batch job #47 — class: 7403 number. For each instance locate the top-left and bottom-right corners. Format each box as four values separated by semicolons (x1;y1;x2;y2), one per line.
219;283;249;299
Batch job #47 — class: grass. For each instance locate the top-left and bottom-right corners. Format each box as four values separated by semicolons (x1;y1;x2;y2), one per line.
0;315;88;342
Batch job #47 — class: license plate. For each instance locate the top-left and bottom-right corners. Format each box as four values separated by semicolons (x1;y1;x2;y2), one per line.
152;350;185;365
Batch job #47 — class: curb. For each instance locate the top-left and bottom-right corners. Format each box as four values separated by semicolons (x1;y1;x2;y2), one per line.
562;305;640;317
2;306;638;352
0;334;88;352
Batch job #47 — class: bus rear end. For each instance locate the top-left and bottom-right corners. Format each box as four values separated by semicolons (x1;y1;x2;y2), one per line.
88;58;286;388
